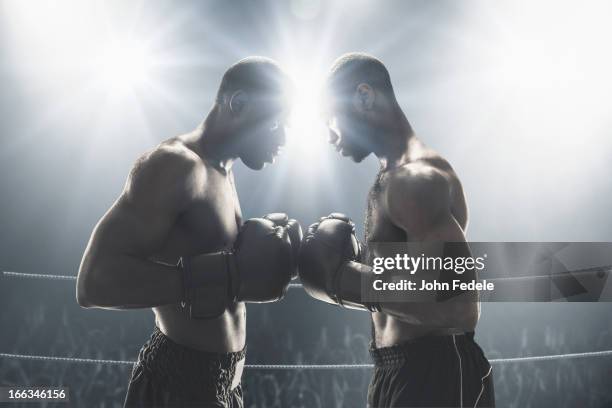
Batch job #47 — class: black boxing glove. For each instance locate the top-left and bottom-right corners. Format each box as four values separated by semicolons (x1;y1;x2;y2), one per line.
298;213;380;312
180;217;294;319
263;213;302;279
232;217;294;302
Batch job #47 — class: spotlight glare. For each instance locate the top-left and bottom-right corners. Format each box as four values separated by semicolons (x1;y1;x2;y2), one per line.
96;39;155;95
284;65;328;159
290;0;321;20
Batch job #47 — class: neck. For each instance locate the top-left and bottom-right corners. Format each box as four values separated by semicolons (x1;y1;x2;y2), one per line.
375;107;414;171
192;106;236;172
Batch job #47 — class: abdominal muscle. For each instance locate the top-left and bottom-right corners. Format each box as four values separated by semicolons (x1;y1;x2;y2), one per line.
153;302;246;353
372;312;465;348
148;197;246;354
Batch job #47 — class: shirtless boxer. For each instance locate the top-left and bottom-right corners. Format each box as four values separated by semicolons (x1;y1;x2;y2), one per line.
77;57;301;407
298;53;495;407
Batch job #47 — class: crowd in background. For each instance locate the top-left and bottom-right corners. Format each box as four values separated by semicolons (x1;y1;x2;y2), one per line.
1;279;611;407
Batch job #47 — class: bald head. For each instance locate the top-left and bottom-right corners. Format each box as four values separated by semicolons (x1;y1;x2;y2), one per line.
209;57;292;170
216;56;290;104
327;52;396;100
322;53;406;163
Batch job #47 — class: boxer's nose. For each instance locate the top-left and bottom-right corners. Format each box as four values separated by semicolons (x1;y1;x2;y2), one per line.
328;128;339;145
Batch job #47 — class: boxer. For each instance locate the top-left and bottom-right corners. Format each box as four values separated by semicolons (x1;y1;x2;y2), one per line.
77;57;301;407
299;53;495;407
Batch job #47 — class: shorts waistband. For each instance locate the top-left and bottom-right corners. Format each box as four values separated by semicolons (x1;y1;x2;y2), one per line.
370;332;474;366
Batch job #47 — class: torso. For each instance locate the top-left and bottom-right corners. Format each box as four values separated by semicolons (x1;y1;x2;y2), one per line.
151;146;246;353
365;145;470;347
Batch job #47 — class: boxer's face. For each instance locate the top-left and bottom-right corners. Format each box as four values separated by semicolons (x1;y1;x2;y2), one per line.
235;92;290;170
325;91;377;163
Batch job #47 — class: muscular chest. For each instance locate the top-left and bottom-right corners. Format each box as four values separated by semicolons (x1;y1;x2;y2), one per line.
364;179;405;246
365;170;467;248
181;192;240;249
159;172;242;259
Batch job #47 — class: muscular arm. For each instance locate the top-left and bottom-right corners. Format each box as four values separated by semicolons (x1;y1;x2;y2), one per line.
378;164;478;329
76;146;198;309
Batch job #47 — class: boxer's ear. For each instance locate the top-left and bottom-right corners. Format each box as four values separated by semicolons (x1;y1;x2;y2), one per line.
229;90;249;115
353;83;375;112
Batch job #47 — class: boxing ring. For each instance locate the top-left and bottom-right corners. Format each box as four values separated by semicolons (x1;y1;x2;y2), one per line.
2;270;612;371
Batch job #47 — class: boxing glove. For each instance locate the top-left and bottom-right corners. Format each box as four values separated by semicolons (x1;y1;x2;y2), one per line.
180;217;294;319
298;213;380;311
263;213;302;279
232;216;294;302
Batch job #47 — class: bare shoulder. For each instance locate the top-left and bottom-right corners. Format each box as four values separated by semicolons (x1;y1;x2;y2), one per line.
385;161;451;202
415;151;469;229
383;161;453;237
124;139;205;204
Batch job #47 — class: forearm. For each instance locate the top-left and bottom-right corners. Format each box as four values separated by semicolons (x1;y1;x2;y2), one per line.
339;260;478;329
77;252;183;310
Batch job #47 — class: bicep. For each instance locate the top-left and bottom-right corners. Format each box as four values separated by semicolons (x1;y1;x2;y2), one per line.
384;168;455;240
382;186;478;325
87;151;194;259
90;196;177;258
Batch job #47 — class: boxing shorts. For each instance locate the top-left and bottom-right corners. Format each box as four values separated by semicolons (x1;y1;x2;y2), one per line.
124;326;245;408
368;332;495;407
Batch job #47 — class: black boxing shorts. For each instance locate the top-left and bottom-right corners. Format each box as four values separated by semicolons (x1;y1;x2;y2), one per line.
124;326;245;408
367;332;495;408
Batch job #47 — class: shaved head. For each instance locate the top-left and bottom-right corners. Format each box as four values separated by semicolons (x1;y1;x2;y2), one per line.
216;56;290;104
323;53;402;163
211;56;292;171
327;52;396;99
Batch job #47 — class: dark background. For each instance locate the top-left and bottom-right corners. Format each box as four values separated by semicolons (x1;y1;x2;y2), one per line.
1;0;611;406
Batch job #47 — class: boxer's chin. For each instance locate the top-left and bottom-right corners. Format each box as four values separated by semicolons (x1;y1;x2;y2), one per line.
242;158;265;170
350;151;370;163
343;148;370;163
241;154;269;170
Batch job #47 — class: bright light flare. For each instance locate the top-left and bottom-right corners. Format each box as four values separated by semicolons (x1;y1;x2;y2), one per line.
284;64;329;159
95;39;157;95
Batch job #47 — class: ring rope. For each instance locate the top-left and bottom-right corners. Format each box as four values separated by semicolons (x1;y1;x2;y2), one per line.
2;271;77;281
4;266;611;284
2;350;612;369
4;269;612;367
1;271;304;287
0;353;132;366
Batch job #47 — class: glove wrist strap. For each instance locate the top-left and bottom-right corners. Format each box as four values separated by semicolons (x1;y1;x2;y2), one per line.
179;252;232;319
334;261;381;312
